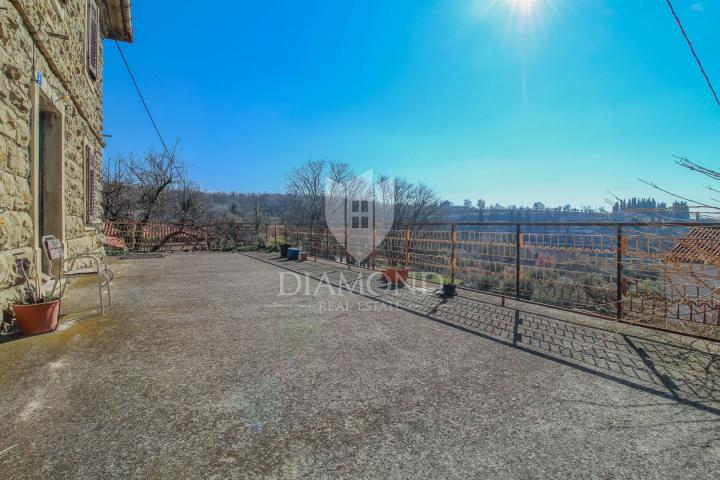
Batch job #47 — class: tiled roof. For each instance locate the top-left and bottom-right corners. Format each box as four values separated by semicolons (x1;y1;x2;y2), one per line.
666;226;720;265
103;221;206;249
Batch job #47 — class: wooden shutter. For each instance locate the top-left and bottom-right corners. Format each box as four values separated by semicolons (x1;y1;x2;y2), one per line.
85;145;97;224
86;0;99;79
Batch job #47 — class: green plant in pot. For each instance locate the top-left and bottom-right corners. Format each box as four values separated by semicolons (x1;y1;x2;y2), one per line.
11;255;62;336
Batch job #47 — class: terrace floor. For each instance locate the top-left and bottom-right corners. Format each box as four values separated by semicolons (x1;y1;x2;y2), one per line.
1;252;719;479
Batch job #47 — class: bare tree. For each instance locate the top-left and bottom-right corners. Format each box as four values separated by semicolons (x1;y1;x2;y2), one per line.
285;159;326;224
641;156;720;218
128;142;186;224
101;155;133;222
382;176;440;225
101;141;188;223
250;193;267;233
101;142;207;251
284;162;441;227
170;177;207;226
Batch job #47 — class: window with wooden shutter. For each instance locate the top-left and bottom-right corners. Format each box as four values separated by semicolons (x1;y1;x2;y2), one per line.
85;145;97;224
86;0;99;79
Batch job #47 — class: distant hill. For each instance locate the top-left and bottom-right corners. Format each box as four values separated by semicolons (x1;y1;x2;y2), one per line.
199;191;698;226
429;205;695;225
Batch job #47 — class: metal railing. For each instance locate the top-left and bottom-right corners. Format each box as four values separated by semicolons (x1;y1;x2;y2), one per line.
105;220;720;340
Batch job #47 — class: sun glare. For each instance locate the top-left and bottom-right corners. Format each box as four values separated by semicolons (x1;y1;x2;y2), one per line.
509;0;539;16
473;0;557;32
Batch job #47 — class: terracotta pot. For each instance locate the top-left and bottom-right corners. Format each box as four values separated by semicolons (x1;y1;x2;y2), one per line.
13;300;60;335
299;252;308;261
382;268;409;285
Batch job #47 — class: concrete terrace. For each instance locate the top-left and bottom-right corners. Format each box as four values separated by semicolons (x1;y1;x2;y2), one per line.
1;252;719;479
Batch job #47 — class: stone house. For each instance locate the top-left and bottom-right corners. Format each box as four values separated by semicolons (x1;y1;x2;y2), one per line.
0;0;132;310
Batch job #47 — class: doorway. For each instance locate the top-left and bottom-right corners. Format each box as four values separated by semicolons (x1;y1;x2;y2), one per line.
34;93;65;272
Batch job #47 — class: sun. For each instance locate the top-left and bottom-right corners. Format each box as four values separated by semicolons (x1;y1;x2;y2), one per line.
504;0;542;17
474;0;548;18
509;0;539;16
473;0;556;30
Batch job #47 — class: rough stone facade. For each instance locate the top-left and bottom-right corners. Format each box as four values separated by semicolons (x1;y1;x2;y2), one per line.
0;0;130;311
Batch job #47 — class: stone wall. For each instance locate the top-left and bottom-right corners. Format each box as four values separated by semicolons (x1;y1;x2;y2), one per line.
0;0;106;311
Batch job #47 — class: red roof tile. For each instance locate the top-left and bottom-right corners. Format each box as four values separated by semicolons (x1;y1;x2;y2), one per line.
667;226;720;265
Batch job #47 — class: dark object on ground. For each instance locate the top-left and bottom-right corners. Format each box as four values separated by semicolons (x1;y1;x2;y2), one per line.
436;284;457;297
280;244;291;258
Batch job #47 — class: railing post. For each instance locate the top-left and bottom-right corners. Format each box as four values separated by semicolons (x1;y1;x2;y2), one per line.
274;224;278;247
515;223;521;299
345;218;350;269
296;224;300;247
450;224;457;284
371;220;376;270
284;224;288;246
404;225;411;268
265;224;268;246
310;224;315;260
616;224;623;320
325;226;329;259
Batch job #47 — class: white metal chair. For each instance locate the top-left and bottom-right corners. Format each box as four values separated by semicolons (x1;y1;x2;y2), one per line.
41;236;112;314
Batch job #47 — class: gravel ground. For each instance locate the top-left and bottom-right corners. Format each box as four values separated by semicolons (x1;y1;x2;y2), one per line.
0;252;719;479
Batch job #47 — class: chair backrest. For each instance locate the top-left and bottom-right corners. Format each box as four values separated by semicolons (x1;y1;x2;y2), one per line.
42;235;65;263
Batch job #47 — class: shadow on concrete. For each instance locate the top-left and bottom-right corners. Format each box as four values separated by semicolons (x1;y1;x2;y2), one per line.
244;252;720;417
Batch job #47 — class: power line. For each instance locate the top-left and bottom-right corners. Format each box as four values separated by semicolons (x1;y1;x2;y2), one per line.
665;0;720;110
113;40;172;156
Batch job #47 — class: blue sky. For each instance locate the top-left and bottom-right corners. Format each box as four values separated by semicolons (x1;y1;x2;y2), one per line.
102;0;720;208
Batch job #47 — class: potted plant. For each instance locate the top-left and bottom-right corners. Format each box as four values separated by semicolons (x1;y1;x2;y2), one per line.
381;255;409;285
384;267;409;285
11;255;62;335
13;293;61;336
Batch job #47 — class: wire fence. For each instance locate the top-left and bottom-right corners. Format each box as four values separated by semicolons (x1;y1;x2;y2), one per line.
105;220;720;340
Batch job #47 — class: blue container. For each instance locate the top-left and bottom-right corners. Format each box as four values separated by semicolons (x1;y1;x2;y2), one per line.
287;248;300;260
